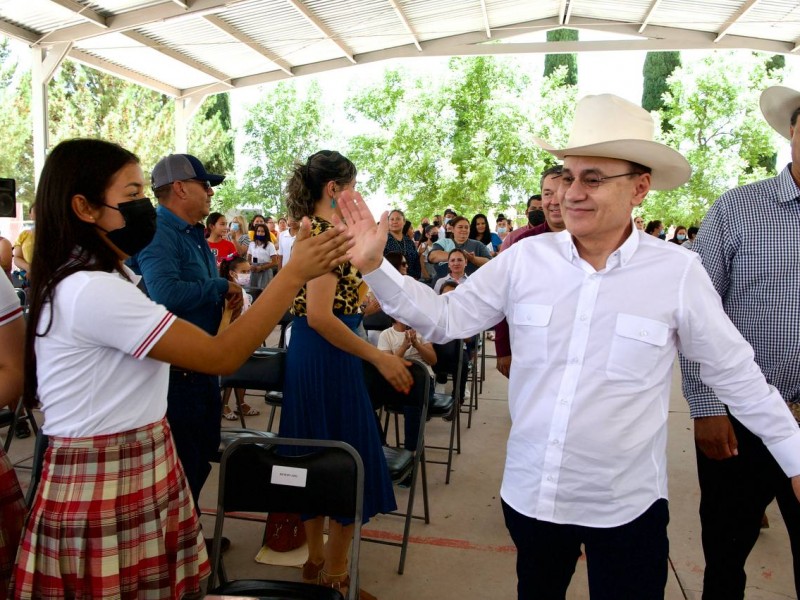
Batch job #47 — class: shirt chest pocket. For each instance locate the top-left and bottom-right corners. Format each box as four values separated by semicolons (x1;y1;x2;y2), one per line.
607;313;670;381
510;303;552;368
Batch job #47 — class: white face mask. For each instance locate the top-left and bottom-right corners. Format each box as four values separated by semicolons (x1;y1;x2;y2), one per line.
235;273;251;287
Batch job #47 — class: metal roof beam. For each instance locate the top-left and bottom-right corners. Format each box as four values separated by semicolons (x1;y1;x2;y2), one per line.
638;0;663;33
45;0;108;29
68;48;180;96
285;0;356;64
480;0;491;37
202;15;293;76
0;19;39;44
387;0;421;51
36;0;234;45
122;30;233;88
714;0;760;42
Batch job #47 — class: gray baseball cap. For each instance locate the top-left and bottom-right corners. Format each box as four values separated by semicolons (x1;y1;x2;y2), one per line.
151;154;225;189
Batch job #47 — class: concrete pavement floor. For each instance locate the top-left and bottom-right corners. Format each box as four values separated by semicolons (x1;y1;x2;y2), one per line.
6;343;796;599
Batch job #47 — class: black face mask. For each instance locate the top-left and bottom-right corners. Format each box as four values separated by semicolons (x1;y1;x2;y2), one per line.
98;197;157;256
528;209;546;227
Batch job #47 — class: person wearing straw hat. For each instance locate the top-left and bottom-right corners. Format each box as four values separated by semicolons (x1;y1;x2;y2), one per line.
336;93;800;599
680;85;800;600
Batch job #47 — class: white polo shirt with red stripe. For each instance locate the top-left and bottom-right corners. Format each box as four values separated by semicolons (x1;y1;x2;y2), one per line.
36;266;176;437
0;276;23;327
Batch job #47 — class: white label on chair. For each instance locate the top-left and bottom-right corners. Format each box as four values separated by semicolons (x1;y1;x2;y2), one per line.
271;465;308;487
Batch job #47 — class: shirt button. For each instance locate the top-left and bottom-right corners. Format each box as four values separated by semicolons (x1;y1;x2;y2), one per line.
639;329;648;337
579;313;588;321
569;357;579;365
546;475;555;482
559;398;568;405
550;439;560;446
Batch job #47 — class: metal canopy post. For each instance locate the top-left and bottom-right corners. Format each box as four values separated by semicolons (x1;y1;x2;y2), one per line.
30;42;71;186
174;92;208;154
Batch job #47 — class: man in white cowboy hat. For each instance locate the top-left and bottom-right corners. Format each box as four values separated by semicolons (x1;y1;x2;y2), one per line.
680;85;800;600
337;92;800;598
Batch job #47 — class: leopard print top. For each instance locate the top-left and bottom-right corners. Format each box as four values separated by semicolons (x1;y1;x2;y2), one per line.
291;216;363;316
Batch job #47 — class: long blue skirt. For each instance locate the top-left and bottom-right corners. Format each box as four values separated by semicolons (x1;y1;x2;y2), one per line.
279;315;396;525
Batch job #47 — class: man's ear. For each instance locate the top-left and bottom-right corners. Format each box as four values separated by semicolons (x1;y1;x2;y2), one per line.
631;173;651;208
71;194;99;225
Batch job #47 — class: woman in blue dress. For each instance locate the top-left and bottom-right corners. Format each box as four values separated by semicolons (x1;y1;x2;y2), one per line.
280;150;413;597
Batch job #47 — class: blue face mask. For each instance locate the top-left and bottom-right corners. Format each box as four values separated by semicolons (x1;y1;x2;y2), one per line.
231;223;240;231
677;234;686;241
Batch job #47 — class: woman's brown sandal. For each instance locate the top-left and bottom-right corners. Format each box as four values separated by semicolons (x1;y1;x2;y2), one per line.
302;559;325;584
321;570;377;600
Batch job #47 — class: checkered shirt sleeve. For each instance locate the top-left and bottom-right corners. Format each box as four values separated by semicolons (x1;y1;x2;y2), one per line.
680;166;800;418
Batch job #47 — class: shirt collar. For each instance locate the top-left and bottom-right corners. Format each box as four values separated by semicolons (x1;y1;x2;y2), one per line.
157;204;200;232
119;263;142;286
558;224;641;272
777;164;800;203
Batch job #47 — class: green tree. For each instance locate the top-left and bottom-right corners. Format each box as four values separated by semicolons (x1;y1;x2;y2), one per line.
222;80;330;215
48;61;174;174
346;58;575;223
644;52;782;226
0;40;34;207
544;29;578;86
188;93;234;177
642;52;681;113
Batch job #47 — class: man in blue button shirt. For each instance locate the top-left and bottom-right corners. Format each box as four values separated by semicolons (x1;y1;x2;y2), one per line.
136;154;242;510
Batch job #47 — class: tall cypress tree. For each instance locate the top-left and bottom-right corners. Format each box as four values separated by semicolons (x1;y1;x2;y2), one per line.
642;51;681;133
544;29;578;86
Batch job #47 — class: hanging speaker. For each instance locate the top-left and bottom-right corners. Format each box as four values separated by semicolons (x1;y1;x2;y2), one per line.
0;179;15;218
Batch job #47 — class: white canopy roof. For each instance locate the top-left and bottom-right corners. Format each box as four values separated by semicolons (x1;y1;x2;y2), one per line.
1;0;799;99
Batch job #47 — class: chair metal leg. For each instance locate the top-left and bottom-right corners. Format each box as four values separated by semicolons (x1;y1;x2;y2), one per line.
234;389;247;428
267;405;277;432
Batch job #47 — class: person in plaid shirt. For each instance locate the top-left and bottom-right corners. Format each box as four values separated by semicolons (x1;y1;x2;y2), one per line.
0;274;25;600
680;85;800;600
9;138;351;599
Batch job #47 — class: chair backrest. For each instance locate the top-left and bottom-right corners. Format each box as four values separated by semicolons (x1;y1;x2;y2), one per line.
220;346;286;391
212;437;364;591
363;359;430;419
362;310;393;332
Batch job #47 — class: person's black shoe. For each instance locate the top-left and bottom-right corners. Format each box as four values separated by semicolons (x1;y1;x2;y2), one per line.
397;473;413;489
14;421;31;439
205;536;231;555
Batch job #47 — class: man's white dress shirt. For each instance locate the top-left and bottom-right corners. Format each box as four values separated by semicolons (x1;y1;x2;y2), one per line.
363;228;800;528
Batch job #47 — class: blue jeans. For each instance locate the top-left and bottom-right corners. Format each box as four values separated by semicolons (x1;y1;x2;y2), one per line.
166;370;221;508
502;498;669;600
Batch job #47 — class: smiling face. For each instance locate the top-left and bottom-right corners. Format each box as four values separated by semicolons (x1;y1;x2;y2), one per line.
448;251;466;277
541;173;565;231
475;217;487;234
452;218;470;244
211;216;228;238
388;210;405;234
561;156;650;251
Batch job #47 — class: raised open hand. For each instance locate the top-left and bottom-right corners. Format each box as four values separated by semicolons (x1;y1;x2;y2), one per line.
338;190;388;274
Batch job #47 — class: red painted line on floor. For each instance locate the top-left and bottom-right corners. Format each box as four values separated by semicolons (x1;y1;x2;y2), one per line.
361;527;517;554
200;508;517;554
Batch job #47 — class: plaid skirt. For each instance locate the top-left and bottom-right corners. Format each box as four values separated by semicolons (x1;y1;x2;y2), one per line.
10;418;209;599
0;449;25;600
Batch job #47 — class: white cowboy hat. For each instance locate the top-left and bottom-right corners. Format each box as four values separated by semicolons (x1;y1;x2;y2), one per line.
759;85;800;141
534;94;691;190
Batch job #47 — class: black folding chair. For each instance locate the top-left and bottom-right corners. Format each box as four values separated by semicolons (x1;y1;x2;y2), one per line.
428;339;465;484
220;347;286;429
362;359;430;574
208;437;364;600
0;401;39;453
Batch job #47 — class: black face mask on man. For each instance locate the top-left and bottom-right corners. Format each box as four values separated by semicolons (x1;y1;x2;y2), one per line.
97;197;157;256
528;209;546;227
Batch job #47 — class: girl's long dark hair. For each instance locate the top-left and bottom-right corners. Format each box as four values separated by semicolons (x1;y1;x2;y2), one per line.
469;213;492;245
23;138;139;408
